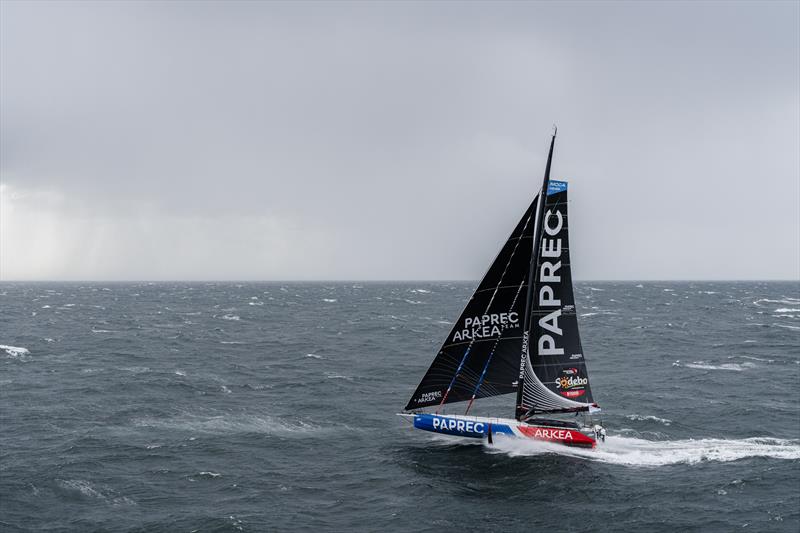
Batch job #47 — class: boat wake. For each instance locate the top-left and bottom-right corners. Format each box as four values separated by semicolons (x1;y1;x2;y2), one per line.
487;435;800;466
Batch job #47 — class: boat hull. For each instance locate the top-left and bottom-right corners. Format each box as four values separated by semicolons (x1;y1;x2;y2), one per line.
406;413;596;448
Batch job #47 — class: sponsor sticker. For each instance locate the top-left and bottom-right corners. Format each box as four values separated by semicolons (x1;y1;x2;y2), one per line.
555;368;587;397
417;390;442;403
451;312;519;342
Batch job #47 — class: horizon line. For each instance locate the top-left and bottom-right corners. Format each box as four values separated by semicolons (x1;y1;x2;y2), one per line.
0;278;798;283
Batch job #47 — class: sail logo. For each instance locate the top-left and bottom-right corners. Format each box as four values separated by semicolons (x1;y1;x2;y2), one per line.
452;312;519;342
555;367;587;398
417;391;442;403
555;375;587;390
537;208;565;356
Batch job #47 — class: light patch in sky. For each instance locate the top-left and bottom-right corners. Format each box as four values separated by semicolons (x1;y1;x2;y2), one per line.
1;1;798;280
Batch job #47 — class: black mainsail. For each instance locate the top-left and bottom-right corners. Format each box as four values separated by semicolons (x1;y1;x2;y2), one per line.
404;130;598;420
516;131;596;419
404;196;539;411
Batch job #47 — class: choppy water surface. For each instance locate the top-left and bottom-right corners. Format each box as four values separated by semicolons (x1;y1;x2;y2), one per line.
1;281;798;532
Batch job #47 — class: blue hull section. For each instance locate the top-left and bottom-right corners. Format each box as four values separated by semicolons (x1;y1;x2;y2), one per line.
413;414;515;439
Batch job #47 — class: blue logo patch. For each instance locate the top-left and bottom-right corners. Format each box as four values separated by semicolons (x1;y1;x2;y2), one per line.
547;180;567;196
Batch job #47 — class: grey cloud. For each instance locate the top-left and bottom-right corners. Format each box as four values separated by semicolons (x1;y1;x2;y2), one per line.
1;1;798;280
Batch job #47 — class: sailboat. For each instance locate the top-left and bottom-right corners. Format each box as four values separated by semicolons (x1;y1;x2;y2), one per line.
399;129;606;448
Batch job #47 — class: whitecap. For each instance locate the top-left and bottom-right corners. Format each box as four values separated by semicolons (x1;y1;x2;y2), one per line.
324;372;352;380
322;298;337;303
625;414;672;426
682;361;755;372
221;314;240;321
305;353;323;359
133;413;320;436
589;287;605;291
1;345;29;358
121;366;150;373
175;370;187;376
775;308;800;313
404;299;423;305
411;289;431;294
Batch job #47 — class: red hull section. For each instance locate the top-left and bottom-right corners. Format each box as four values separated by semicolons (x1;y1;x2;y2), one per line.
517;425;596;448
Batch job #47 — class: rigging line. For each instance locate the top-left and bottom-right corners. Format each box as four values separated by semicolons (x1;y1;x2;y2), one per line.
516;131;556;419
464;254;531;415
464;279;527;415
436;199;538;413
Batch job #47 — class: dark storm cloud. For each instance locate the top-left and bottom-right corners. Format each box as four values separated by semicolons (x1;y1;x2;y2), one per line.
1;1;798;280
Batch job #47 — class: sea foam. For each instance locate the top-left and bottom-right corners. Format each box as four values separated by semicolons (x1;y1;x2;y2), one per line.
487;435;800;466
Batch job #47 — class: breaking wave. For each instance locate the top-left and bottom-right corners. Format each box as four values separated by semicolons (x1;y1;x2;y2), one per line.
754;298;800;306
132;413;322;436
1;344;29;358
673;360;755;372
488;435;800;466
625;414;672;425
56;479;136;505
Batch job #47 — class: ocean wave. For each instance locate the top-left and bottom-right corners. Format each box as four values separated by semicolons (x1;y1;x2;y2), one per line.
404;299;423;305
133;413;321;436
488;436;800;466
57;479;136;505
192;471;222;480
0;344;29;358
754;297;800;307
624;414;672;426
774;324;799;331
324;372;353;380
674;360;755;372
774;308;800;313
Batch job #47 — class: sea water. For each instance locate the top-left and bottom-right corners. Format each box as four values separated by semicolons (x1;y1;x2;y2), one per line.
1;281;798;531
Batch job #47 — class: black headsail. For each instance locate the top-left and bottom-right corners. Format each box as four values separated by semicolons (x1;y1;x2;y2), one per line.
516;131;597;420
404;195;539;411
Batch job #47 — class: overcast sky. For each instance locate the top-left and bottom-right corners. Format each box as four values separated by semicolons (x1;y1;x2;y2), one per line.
1;1;798;281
